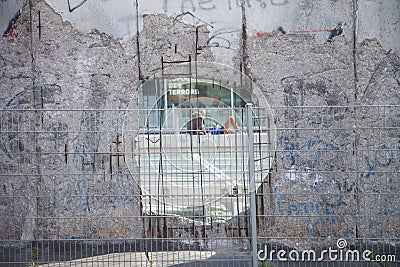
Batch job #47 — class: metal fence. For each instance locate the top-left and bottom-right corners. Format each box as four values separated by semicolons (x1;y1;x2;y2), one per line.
0;104;399;266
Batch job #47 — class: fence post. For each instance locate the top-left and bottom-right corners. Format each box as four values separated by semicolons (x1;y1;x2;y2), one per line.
247;103;258;267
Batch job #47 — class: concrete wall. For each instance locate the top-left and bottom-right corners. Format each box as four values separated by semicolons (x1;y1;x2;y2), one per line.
0;0;399;249
2;1;399;64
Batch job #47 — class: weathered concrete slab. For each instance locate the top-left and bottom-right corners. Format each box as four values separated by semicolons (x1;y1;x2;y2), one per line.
0;1;398;264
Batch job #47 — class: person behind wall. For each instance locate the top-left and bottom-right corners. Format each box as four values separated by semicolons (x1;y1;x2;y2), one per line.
208;116;240;134
187;109;206;135
187;109;240;135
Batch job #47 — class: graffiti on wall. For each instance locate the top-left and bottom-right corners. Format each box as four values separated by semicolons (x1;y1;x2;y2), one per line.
2;10;20;43
256;22;345;43
162;0;289;13
67;0;88;12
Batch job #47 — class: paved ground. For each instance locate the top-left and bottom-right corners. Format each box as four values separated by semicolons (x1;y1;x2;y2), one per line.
2;241;398;267
34;251;214;266
29;251;394;267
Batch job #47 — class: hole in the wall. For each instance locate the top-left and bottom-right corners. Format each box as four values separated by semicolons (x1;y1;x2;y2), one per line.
123;62;276;221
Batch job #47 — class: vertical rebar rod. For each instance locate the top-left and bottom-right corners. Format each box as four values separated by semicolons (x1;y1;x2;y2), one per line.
246;103;258;267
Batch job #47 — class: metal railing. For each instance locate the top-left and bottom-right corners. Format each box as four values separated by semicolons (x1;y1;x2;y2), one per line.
0;105;399;266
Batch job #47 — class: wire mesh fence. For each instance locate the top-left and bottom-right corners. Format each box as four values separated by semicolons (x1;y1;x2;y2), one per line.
0;104;399;266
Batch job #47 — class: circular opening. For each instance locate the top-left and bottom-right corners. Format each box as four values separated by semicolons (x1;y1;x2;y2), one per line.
123;62;276;220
